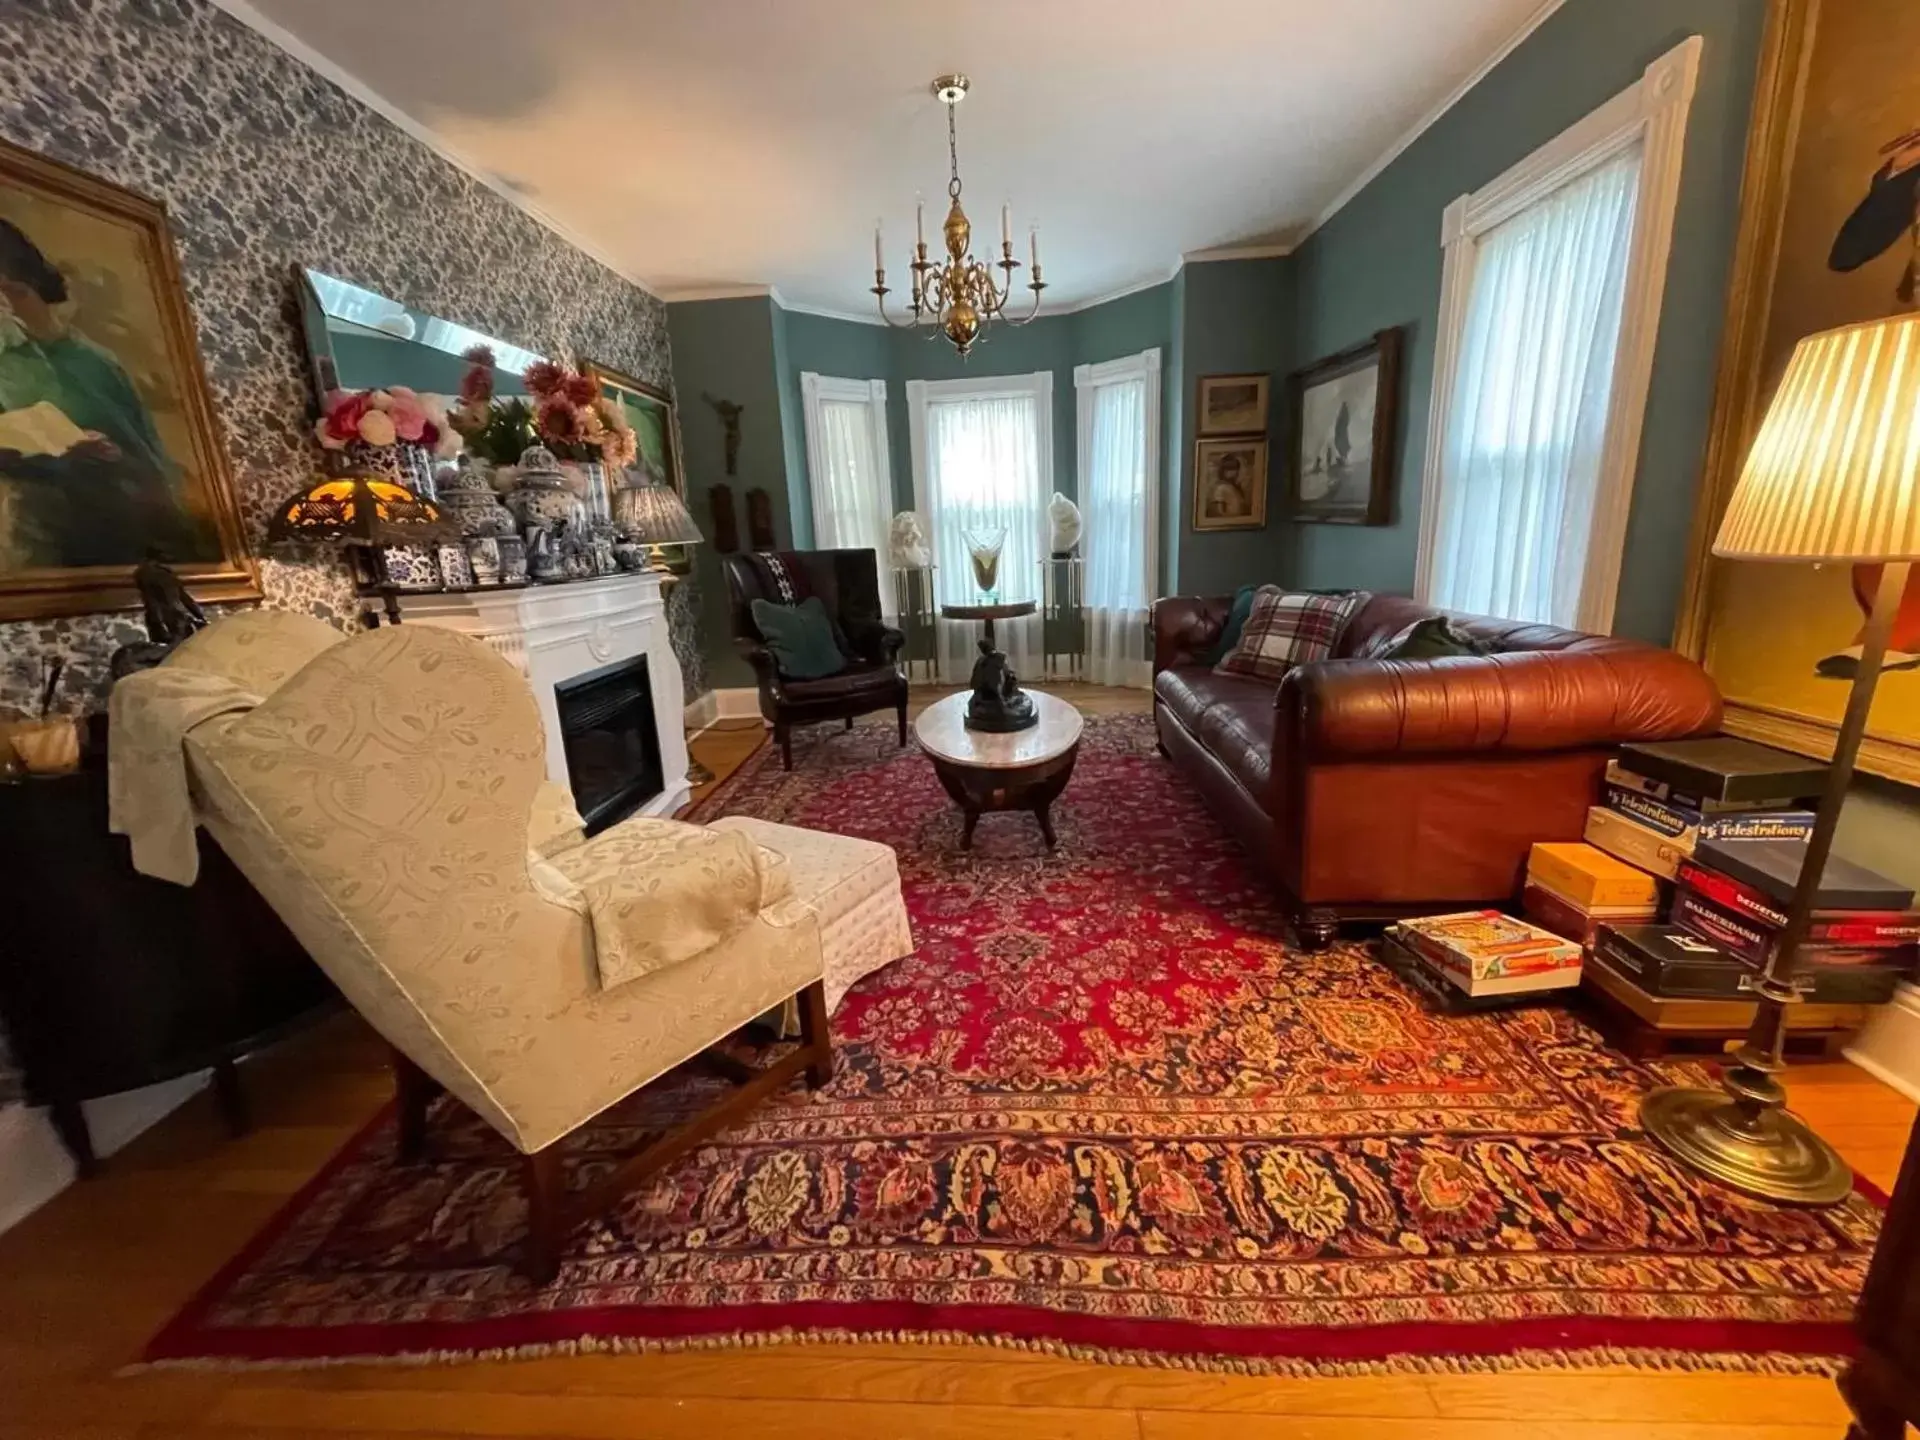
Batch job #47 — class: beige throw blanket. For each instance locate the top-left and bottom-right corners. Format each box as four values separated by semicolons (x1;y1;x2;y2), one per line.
544;816;795;990
109;668;263;886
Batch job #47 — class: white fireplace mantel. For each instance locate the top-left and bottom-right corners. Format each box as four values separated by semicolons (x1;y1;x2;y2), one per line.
394;573;692;819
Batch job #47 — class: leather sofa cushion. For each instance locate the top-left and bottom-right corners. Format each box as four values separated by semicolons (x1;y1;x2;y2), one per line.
1154;665;1275;795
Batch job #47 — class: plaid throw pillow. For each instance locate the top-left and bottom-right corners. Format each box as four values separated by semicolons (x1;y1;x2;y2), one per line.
1214;588;1368;681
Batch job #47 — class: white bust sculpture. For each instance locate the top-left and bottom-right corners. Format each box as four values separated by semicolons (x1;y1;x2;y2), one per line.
889;510;931;569
1047;492;1083;556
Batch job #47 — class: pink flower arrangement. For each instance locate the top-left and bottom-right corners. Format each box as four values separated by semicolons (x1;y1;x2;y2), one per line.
525;361;637;469
316;385;462;459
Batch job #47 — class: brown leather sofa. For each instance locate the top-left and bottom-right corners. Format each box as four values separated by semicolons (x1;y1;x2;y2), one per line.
1151;592;1722;948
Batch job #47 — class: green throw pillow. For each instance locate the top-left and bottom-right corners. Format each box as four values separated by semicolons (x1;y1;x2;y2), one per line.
1380;615;1491;661
1202;584;1261;666
751;596;847;679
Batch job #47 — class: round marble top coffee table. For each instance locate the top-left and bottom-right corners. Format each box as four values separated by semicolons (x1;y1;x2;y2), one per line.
913;689;1083;850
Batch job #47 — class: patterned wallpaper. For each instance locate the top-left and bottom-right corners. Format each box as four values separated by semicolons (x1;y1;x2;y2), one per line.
0;0;709;1106
0;0;708;718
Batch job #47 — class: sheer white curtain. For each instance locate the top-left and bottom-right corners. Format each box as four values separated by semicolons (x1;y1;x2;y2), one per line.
1424;145;1643;628
1076;349;1161;688
907;374;1051;683
801;374;894;614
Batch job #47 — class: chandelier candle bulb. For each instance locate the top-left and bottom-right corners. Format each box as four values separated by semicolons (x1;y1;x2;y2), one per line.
874;224;883;270
1001;203;1012;249
916;197;925;246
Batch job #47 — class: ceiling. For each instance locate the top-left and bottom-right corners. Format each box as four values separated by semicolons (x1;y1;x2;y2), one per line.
224;0;1553;316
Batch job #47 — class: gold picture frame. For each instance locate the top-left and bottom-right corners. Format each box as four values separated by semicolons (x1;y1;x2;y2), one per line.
1674;0;1920;783
586;360;686;496
1195;373;1270;436
0;138;256;620
1191;437;1269;532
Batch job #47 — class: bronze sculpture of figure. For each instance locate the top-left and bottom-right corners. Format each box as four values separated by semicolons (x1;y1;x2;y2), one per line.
965;637;1037;733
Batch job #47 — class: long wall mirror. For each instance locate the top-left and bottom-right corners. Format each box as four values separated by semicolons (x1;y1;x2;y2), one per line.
296;266;536;406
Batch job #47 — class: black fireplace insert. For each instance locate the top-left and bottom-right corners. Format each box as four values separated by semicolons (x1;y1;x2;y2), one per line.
553;655;665;835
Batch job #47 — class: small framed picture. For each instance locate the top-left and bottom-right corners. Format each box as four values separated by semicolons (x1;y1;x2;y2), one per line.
1192;437;1268;532
1196;373;1270;436
1286;327;1403;526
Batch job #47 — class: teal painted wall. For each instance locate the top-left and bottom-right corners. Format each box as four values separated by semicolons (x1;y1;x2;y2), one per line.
1176;258;1295;597
666;296;795;689
1286;0;1768;641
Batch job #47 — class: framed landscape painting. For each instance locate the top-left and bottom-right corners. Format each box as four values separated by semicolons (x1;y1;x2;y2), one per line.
0;138;255;620
1675;0;1920;782
1196;373;1269;436
1285;327;1402;526
588;360;686;496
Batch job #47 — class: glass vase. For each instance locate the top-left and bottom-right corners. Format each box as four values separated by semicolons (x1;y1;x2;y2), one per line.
964;527;1007;602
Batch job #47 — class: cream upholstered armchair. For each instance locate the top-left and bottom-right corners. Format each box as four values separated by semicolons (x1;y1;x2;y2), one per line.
169;623;830;1282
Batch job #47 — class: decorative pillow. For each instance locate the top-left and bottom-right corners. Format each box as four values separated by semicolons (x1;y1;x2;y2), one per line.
1378;615;1495;662
1214;589;1368;681
751;596;847;679
1201;583;1265;666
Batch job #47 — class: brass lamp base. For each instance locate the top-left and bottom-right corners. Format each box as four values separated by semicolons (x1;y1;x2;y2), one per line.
1642;1085;1853;1206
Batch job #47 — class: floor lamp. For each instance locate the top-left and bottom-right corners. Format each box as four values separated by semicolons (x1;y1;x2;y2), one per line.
1644;312;1920;1206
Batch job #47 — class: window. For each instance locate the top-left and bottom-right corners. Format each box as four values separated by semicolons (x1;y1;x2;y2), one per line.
1075;348;1161;688
907;372;1053;681
1415;37;1701;632
800;374;894;608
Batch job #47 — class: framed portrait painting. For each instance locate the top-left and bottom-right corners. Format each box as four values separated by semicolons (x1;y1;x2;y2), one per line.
1285;327;1402;526
1675;0;1920;783
588;360;686;496
1192;437;1268;532
0;139;255;621
1196;373;1270;436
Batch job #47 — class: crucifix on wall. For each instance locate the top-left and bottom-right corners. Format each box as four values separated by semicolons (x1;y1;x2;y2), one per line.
702;393;744;476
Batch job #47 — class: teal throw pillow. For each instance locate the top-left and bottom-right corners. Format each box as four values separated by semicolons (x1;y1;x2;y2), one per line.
1379;615;1493;661
1202;584;1261;666
751;596;847;679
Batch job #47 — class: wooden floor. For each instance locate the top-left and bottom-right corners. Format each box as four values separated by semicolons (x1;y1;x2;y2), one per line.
1;683;1912;1440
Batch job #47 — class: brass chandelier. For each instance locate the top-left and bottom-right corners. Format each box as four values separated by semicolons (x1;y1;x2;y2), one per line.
872;75;1046;357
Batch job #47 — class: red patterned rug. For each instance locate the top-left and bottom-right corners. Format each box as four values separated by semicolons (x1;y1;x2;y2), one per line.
145;713;1883;1373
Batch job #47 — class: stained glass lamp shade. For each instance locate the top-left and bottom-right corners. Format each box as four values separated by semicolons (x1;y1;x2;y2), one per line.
267;466;459;624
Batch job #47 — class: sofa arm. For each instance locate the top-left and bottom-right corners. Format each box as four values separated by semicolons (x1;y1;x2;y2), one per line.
1277;647;1723;760
1152;596;1233;674
736;640;787;700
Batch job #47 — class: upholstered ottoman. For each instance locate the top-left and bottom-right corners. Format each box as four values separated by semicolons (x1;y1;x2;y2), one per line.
708;816;913;1011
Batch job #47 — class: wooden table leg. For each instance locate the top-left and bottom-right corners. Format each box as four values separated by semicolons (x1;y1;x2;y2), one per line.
960;809;980;849
49;1098;97;1179
523;1147;564;1286
1034;799;1058;848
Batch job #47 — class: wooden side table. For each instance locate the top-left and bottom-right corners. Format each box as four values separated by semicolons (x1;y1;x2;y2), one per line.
939;599;1037;649
913;689;1083;849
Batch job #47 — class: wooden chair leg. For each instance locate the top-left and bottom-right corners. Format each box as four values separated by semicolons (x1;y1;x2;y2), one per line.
392;1047;440;1164
777;723;792;771
522;1146;565;1285
844;716;854;730
896;699;908;747
797;979;834;1090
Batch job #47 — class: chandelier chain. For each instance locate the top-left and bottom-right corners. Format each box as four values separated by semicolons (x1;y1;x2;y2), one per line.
947;99;962;201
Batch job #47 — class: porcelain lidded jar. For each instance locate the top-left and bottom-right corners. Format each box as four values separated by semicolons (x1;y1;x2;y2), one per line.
439;456;518;538
505;444;585;533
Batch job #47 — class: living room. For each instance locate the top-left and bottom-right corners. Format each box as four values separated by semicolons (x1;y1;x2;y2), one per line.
4;0;1920;1436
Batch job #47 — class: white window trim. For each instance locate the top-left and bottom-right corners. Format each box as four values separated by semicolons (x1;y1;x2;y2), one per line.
1073;348;1162;610
799;371;892;549
1413;35;1703;634
905;371;1056;565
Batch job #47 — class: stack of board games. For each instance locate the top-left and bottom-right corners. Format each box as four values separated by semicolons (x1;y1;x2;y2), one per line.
1583;735;1824;881
1664;835;1919;1005
1523;841;1662;945
1384;911;1583;1004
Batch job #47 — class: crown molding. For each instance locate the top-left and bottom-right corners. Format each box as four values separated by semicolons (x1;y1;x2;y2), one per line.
657;284;777;304
208;0;662;301
1297;0;1572;247
1182;242;1296;263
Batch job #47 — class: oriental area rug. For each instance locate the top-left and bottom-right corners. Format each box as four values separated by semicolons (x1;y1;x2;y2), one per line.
146;714;1883;1374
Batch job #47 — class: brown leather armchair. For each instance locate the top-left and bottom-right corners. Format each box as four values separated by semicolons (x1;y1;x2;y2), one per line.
1151;592;1723;948
723;549;909;770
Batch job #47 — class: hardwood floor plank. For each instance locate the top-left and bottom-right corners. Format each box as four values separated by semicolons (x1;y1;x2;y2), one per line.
1140;1416;1840;1440
201;1387;1142;1440
1420;1373;1854;1425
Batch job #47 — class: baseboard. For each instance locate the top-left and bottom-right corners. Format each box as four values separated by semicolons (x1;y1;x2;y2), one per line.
1845;981;1920;1104
686;687;762;735
0;1071;209;1236
683;690;718;730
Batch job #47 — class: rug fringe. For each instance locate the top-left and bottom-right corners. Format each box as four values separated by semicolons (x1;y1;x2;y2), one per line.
124;1327;1848;1379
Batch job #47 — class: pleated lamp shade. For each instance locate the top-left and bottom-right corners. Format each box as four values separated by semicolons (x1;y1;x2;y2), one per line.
1716;313;1920;561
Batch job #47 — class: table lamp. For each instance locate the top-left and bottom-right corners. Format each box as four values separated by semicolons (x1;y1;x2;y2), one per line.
615;482;704;575
267;464;459;626
1643;312;1920;1205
